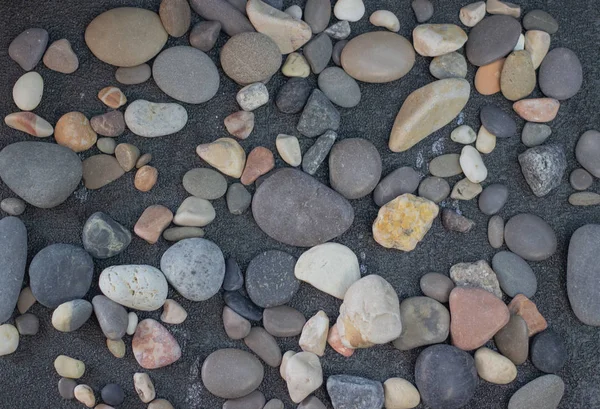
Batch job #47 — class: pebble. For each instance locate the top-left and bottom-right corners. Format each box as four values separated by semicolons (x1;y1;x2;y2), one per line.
126;100;188;137
115;64;151;84
337;275;402;348
539;48;583;100
519;145;566;197
159;0;191;37
55;112;97;152
501;50;536;101
430;52;467;79
220;32;282;84
318;67;361;108
226;183;252;214
99;265;168;310
304;0;331;33
508;294;548;336
429;153;462;177
223;306;251;339
246;250;299;308
478;184;508;215
460;1;486;27
107;338;126;358
74;384;95;408
383;379;420;409
413;24;468;57
85;8;167;67
264;306;305;337
58;377;77;399
412;0;433;22
189;21;221;52
476;126;496;154
327;375;384;409
237;83;269;111
415;345;478;408
326;21;351;40
244;327;282;367
513;98;560;123
531;330;567;373
515;34;525;50
17;287;36;315
475;347;517;384
419;273;454;303
201;349;264;399
189;0;254;36
52;299;92;332
9;28;48;70
264;399;284;409
333;0;365;22
569;169;593;190
341;32;415;83
299;310;329;356
54;355;85;378
568;224;600;325
569;192;600;206
488;215;505;248
224;111;255;140
508;375;564;409
0;198;25;216
393;296;450;351
302;130;337;174
135;165;158;192
4;112;53;138
133;319;181;369
449;287;509;350
241;147;274;185
0;217;26;323
450;260;502;298
504;213;557;261
134;205;173;244
183;168;227;200
90;111;125;138
196;137;246;178
304;33;333;75
222;258;243;292
13;72;43;111
101;384;124;407
328;323;354;357
282;53;311;78
225;291;263;321
370;10;400;32
148;399;175;409
486;0;521;17
285;5;303;19
466;15;521;66
575;130;600;177
163;227;204;242
98;86;126;109
525;30;550;69
161;299;188;324
332;41;347;66
389;79;470;152
460;145;488;183
114;143;140;172
523;9;559;34
15;313;39;335
522;122;552;147
329;138;381;199
442;209;475;233
285;352;323;402
492;251;537;297
97;138;116;154
374;167;420;206
276;134;302;166
224;391;266;409
418;177;450;203
475;58;505;95
173;197;216;227
82;155;125;190
480;104;517;139
494;314;529;364
276;78;312;114
133;373;156;403
92;295;128;339
160;238;225;301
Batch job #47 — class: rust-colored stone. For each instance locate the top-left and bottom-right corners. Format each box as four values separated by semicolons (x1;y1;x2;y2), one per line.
513;98;560;123
134;205;173;244
475;58;505;95
224;111;255;139
135;166;158;192
327;324;354;357
240;146;274;185
55;112;97;152
5;112;53;137
508;294;548;336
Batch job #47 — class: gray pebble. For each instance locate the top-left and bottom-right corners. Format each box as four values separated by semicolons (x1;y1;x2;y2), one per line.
575;130;600;178
519;145;566;197
0;217;27;323
494;314;529;365
223;291;263;321
92;295;128;340
304;33;332;74
226;183;252;214
201;349;264;399
327;375;384;409
304;0;331;34
480;104;517;138
412;0;434;22
492;251;537;298
224;390;266;409
297;89;340;138
276;78;312;114
466;15;521;66
9;28;49;71
508;375;564;409
263;399;284;409
429;154;462;177
442;209;475;233
504;213;557;261
298;396;327;409
478;184;508;215
325;21;351;40
302;130;337;175
59;378;77;400
393;296;450;351
223;257;243;291
115;64;151;85
101;383;125;406
183;168;227;200
521;122;552;147
373;167;421;206
1;198;25;216
418;177;450;203
329;138;382;199
223;305;251;339
163;226;205;241
285;5;303;19
15;313;39;335
97;138;116;154
52;299;93;332
245;250;299;308
568;192;600;206
318;67;361;108
429;52;467;79
332;40;348;66
488;215;504;249
539;48;583;100
419;273;454;303
523;10;559;34
82;212;131;259
189;21;221;52
570;169;593;191
244;327;282;367
531;331;568;373
263;305;306;337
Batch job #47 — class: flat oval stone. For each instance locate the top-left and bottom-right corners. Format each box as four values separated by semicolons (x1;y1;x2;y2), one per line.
276;78;312;114
51;299;92;333
85;8;168;67
318;67;361;108
418;177;450;203
531;330;567;373
226;183;252;214
373;167;420;206
523;9;558;33
341;31;415;83
492;251;537;298
246;250;299;308
570;168;593;191
0;217;27;324
513;98;560;123
575;130;600;178
478;183;508;215
415;345;478;409
221;32;281;84
189;0;254;36
522;122;552;147
429;153;462;177
263;306;306;337
30;244;93;308
244;327;282;367
539;48;583;100
90;111;125;137
504;213;557;261
501;50;536;101
569;192;600;207
329;138;381;199
159;0;191;37
480;104;517;138
508;375;564;409
466;15;521;66
153;46;219;104
419;273;454;303
201;349;264;399
115;64;151;84
82;212;131;259
494;314;529;365
160;238;225;301
125;100;187;137
0;198;25;216
82;155;125;190
519;145;567;197
460;146;488;183
393;296;450;350
99;265;168;311
488;215;506;249
133;319;181;369
58;378;77;399
183;168;227;199
13;72;43;111
326;375;384;409
475;347;517;385
4;112;53;138
429;52;467;79
252;168;354;247
223;291;263;321
9;28;48;71
475;58;505;95
304;0;331;33
92;295;128;340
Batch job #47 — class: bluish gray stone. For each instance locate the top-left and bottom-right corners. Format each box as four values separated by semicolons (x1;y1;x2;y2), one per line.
504;213;557;261
302;130;337;175
575;130;600;178
304;0;331;33
326;375;384;409
478;184;508;215
29;244;94;308
531;330;567;373
298;396;327;409
570;169;593;191
492;251;537;298
0;198;25;216
412;0;433;22
276;78;312;114
480;105;517;138
92;295;128;340
419;273;454;303
329;138;382;199
0;217;27;324
223;291;263;321
373;167;420;206
58;378;77;400
318;67;361;108
15;313;39;335
245;250;299;308
466;16;521;66
82;212;131;259
223;257;243;291
226;183;252;215
297;89;340;137
101;384;125;406
519;145;566;197
539;48;583;100
332;40;348;66
523;10;559;34
160;238;225;301
508;375;564;409
303;33;332;74
9;28;49;70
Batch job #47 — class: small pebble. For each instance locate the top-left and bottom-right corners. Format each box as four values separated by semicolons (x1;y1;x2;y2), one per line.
302;130;337;175
183;168;227;200
90;111;125;137
488;215;504;248
413;24;467;57
332;40;347;66
222;258;243;292
13;72;43;111
58;377;77;400
476;126;497;154
525;30;550;69
276;78;312;114
241;147;275;185
0;324;19;356
134;165;158;192
475;59;505;95
148;399;175;409
325;21;351;40
479;183;508;215
101;383;124;407
244;327;282;367
508;294;548;336
419;273;454;303
263;306;306;337
429;153;462;177
189;21;221;52
327;324;354;357
285;352;323;402
223;291;263;321
15;313;39;335
220;32;281;84
161;299;188;324
374;166;420;206
329;138;381;199
519;145;566;197
222;306;251;339
226;183;252;214
494;314;529;365
17;287;36;314
318;67;361;108
570;169;593;191
4;112;53;138
159;0;191;37
237;83;269;111
132;319;181;369
508;375;565;409
305;0;331;33
136;153;152;168
196;137;246;178
93;295;128;340
370;10;400;32
134;205;174;244
486;0;521;18
97;138;116;154
333;0;365;22
98;86;127;109
418;177;450;203
460;1;486;27
393;296;450;351
384;378;420;409
576;130;600;178
127;312;138;336
451;178;483;200
303;33;332;74
74;384;95;408
327;375;383;409
285;5;302;19
52;299;92;333
412;0;433;22
107;338;126;358
125;100;188;138
569;192;600;206
531;330;567;373
450;260;502;298
115;64;151;85
475;347;517;384
523;10;559;34
201;349;264;399
282;53;311;78
299;310;329;356
54;355;85;378
460;146;487;183
480;104;517;138
442;209;475;233
163;227;204;242
1;197;26;216
264;399;284;409
55;112;97;153
430;52;467;79
513;98;560;123
115;143;141;172
276;134;302;167
492;251;537;298
451;125;477;144
224;390;266;409
224;110;255;139
133;373;156;403
521;122;552;147
246;250;299;308
174;197;216;227
82;154;126;190
539;48;583;100
43;39;78;73
9;28;49;71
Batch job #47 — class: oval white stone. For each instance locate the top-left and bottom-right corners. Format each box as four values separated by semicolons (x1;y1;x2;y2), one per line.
13;72;43;111
475;347;517;384
99;265;168;311
0;324;19;356
276;134;302;167
334;0;365;22
127;311;138;335
369;10;400;32
460;145;488;183
125;100;188;137
451;125;477;144
173;197;215;227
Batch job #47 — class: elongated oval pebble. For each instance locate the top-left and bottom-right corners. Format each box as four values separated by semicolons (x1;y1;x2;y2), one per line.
125;100;188;137
5;112;53;137
460;145;487;183
54;355;85;378
13;72;43;111
476;126;496;154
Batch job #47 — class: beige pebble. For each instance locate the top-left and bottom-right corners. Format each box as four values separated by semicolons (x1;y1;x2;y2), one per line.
134;166;158;192
134;372;156;403
451;125;477;144
569;192;600;206
43;39;79;74
54;355;85;379
136;153;152;168
412;24;468;57
74;384;96;408
127;312;139;335
224;111;255;139
107;338;126;358
17;287;36;314
369;10;400;32
95;404;115;409
98;86;127;109
276;134;302;166
280;350;296;380
476;126;497;154
525;30;550;69
486;0;521;18
161;299;188;324
115;143;141;172
5;112;53;137
97;137;117;154
174;197;215;227
451;178;483;200
196;137;246;178
475;347;518;384
282;53;310;78
0;324;19;356
148;399;175;409
501;50;536;101
299;310;329;356
284;351;323;403
384;377;421;409
459;2;486;27
55;112;98;152
13;72;43;111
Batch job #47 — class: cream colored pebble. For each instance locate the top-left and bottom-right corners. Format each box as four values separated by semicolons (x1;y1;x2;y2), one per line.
369;10;400;32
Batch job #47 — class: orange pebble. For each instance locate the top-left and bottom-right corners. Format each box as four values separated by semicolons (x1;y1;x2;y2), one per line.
475;58;505;95
134;166;158;192
327;324;354;357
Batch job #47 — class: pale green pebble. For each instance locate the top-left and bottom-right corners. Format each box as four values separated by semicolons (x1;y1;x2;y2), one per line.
54;355;85;378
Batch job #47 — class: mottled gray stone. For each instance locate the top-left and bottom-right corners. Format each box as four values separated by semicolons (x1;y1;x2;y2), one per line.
297;89;340;138
9;28;49;70
478;184;508;215
263;305;306;337
0;217;27;324
492;251;537;298
318;67;361;108
327;375;384;409
523;10;559;34
539;48;583;100
442;209;475;233
508;375;564;409
226;183;252;215
373;167;420;206
302;130;337;175
519;145;566;197
329;138;381;199
575;130;600;178
82;212;131;259
570;169;593;191
531;330;567;373
244;327;282;367
412;0;434;22
504;213;557;261
466;15;521;66
92;295;128;340
0;198;25;216
522;122;552;147
58;378;77;400
276;78;312;114
480;104;517;138
183;168;227;200
418;177;450;203
450;260;502;298
201;349;264;399
419;273;454;303
245;250;299;308
393;296;450;350
430;52;467;79
303;33;332;74
325;21;351;40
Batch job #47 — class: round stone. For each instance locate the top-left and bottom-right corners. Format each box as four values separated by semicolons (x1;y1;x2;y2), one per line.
419;273;454;303
383;378;421;409
492;251;537;298
531;330;567;373
52;299;93;333
329;138;382;200
318;67;361;108
504;213;557;261
201;349;264;399
373;167;421;206
430;153;462;177
501;50;536;101
153;46;219;104
570;168;593;190
575;130;600;178
246;250;299;308
480;104;517;138
101;384;125;406
263;306;306;337
429;52;467;80
55;112;97;152
451;125;477;144
91;111;126;137
0;198;25;216
82;212;131;259
97;138;116;154
418;177;450;203
478;184;508;215
125;100;188;138
182;168;227;200
13;72;43;111
466;15;521;66
220;32;282;84
539;48;583;100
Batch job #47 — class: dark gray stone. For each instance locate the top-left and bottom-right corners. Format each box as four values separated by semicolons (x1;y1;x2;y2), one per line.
54;299;92;332
318;67;361;108
0;216;27;324
332;40;348;66
298;396;327;409
466;15;521;66
575;130;600;178
189;21;221;52
92;295;128;340
263;305;306;337
419;273;454;303
373;167;421;206
263;0;282;9
412;0;433;22
15;313;39;335
226;0;248;14
8;28;49;71
304;0;331;34
418;177;450;203
58;378;77;400
478;184;508;215
245;250;299;308
523;10;559;34
201;348;264;399
297;89;340;138
480;105;517;138
243;327;282;367
492;251;537;298
223;291;263;321
329;138;382;200
522;122;552;147
429;52;467;79
531;330;567;373
303;33;332;74
302;130;337;175
223;257;243;291
101;383;125;406
508;375;565;409
82;212;131;259
539;48;583;100
189;0;254;36
570;168;593;191
326;375;384;409
0;198;25;216
183;168;227;200
393;296;450;350
415;345;478;409
494;314;529;365
519;145;566;197
441;209;475;233
226;183;251;215
160;238;225;301
29;244;94;308
0;142;82;208
504;213;557;261
252;168;354;247
276;78;312;114
224;390;266;409
567;224;600;326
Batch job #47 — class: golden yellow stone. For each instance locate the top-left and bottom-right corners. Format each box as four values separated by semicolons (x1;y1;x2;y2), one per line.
372;193;439;251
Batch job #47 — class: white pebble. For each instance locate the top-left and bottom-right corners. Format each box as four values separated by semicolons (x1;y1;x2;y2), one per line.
476;125;497;154
460;145;488;183
299;310;329;356
334;0;365;22
459;1;486;27
74;384;95;408
173;197;216;227
280;350;296;380
99;265;168;311
13;72;43;111
127;312;138;335
513;33;525;51
369;10;400;32
285;352;323;403
125;100;188;138
451;125;477;144
236;83;269;111
0;324;19;356
276;134;302;167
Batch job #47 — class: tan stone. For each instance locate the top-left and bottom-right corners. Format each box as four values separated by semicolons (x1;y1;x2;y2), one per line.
82;155;125;190
5;112;53;137
389;78;470;152
513;98;560;122
525;30;550;69
54;355;85;378
475;347;518;384
241;146;274;185
246;0;312;54
299;310;329;356
159;0;191;37
476;125;497;154
107;338;126;358
369;10;400;32
327;324;354;357
508;294;548;336
55;112;97;152
459;2;486;27
136;153;152;168
74;384;95;408
384;378;421;409
98;86;127;109
133;372;156;403
373;194;439;251
148;399;174;409
475;58;505;95
115;143;141;171
282;52;310;77
43;39;79;74
451;178;482;200
17;287;36;314
412;24;468;57
276;134;302;166
134;205;174;244
224;111;255;139
486;0;521;18
280;350;296;380
196;137;246;178
134;166;158;192
501;50;536;101
160;299;188;324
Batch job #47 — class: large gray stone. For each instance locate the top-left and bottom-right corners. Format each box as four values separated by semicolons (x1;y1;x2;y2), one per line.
508;375;564;409
82;212;131;259
201;348;264;399
326;375;384;409
329;138;382;200
504;214;557;261
492;251;537;298
519;145;566;197
0;217;27;324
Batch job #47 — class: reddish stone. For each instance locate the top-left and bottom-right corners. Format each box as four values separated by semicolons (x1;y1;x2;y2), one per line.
513;98;560;123
240;147;275;185
224;111;255;139
508;294;548;336
132;319;181;369
98;86;127;109
327;324;354;357
134;205;173;244
449;287;509;351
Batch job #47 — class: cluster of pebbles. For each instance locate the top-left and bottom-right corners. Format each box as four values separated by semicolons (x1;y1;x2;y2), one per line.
0;0;599;408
